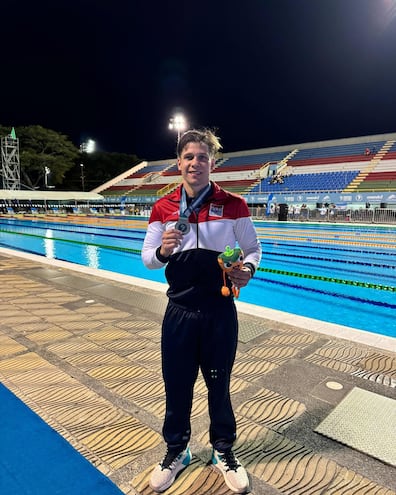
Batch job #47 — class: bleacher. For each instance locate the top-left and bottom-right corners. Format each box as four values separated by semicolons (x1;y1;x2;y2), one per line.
287;141;386;167
212;179;259;194
350;141;396;192
124;183;175;196
214;151;290;172
100;160;177;196
250;171;359;194
96;134;396;199
355;170;396;192
161;163;179;176
128;163;174;178
102;184;135;195
385;141;396;157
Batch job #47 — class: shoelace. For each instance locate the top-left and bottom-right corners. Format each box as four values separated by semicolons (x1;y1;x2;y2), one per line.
160;450;183;470
219;451;240;472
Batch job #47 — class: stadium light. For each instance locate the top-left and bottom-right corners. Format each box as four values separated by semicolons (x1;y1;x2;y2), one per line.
79;139;96;191
80;139;96;154
168;113;187;142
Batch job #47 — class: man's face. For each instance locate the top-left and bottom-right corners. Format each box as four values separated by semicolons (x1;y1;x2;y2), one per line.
177;142;215;196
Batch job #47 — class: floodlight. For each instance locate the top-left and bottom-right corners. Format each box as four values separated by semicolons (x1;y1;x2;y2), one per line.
169;113;187;141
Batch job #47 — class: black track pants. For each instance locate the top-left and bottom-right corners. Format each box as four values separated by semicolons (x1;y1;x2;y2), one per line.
161;301;238;453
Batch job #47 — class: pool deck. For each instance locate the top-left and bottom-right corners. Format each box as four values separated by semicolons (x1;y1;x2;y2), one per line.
0;247;395;495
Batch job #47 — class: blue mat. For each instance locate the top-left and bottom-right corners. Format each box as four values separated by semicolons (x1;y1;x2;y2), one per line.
0;383;124;495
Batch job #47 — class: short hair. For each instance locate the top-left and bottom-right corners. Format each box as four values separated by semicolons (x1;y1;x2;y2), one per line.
177;128;222;158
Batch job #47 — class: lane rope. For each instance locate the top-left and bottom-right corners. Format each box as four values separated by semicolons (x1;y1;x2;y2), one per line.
1;229;395;292
256;266;396;292
256;276;396;309
0;229;141;255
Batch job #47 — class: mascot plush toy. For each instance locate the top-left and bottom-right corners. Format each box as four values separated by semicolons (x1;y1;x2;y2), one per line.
217;245;244;298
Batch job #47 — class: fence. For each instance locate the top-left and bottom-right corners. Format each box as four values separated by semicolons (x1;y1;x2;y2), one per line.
251;207;396;225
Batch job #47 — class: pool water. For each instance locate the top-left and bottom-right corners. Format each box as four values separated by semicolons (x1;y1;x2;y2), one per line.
0;217;395;338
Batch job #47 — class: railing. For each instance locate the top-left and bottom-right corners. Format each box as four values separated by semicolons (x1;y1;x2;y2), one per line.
157;182;180;196
250;207;396;224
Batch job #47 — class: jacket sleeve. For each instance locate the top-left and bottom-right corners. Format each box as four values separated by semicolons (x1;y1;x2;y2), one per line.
234;216;262;272
141;220;167;269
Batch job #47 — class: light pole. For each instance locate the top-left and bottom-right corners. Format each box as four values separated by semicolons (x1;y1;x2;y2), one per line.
44;166;55;189
168;113;187;142
44;167;50;188
79;139;96;191
80;163;85;192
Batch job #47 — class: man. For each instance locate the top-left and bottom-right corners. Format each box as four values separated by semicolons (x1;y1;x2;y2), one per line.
142;129;261;493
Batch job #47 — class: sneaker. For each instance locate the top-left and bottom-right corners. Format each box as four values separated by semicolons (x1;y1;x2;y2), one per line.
212;449;249;493
149;446;192;493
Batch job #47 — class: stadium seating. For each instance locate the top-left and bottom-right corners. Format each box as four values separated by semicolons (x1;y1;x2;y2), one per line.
354;170;396;192
250;171;359;194
97;135;396;198
287;141;386;167
212;179;259;194
214;151;290;172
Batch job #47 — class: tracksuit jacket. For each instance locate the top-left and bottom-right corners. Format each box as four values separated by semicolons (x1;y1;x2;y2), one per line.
142;181;261;305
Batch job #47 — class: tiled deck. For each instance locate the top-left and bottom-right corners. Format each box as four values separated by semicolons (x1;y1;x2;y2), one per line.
0;248;395;495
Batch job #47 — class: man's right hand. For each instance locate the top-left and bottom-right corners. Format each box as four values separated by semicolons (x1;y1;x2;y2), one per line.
160;228;183;258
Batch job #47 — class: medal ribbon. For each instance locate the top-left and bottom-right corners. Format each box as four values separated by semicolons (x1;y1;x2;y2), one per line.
179;183;212;220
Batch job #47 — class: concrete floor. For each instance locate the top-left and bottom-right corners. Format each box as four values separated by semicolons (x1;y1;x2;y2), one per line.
0;248;395;495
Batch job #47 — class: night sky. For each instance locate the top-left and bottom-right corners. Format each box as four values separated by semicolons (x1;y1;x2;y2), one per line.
2;0;396;160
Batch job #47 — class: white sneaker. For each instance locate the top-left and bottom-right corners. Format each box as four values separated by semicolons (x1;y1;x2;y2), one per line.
149;446;191;493
212;449;249;493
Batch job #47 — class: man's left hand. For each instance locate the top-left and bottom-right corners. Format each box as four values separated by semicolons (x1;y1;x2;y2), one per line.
228;266;252;288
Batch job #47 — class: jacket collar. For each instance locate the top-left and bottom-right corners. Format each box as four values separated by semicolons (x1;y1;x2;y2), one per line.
170;181;227;202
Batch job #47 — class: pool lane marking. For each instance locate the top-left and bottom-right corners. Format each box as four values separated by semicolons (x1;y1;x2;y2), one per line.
0;229;141;255
256;275;396;310
262;243;396;267
258;234;396;250
256;266;396;292
1;229;395;292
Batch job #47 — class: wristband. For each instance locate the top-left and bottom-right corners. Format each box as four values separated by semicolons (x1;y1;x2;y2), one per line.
156;246;170;263
243;262;255;278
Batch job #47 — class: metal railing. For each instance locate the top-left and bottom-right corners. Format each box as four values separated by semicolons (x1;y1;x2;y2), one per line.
251;207;396;224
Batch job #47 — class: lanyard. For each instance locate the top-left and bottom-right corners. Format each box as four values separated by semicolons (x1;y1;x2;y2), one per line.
175;183;212;235
179;183;212;219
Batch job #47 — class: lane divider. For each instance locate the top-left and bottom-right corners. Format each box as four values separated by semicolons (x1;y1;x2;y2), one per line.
264;247;396;270
1;229;395;292
258;234;395;249
261;239;396;258
256;266;396;292
257;275;396;309
0;229;141;255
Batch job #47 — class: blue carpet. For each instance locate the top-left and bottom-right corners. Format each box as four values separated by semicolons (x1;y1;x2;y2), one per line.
0;383;124;495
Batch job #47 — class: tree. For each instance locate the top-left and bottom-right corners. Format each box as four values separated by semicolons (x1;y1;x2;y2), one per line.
0;124;141;192
0;125;79;190
62;151;141;191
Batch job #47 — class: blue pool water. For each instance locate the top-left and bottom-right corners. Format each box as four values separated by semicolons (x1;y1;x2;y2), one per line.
0;217;395;338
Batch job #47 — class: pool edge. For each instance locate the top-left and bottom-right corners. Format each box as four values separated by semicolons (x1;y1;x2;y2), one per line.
1;246;394;353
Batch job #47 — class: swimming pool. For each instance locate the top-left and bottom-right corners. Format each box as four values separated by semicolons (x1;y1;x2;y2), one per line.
0;216;395;338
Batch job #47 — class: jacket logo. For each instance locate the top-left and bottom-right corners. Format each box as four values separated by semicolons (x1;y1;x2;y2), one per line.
209;204;223;217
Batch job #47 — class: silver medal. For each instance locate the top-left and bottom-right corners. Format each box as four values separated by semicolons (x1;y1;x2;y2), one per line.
175;217;190;235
